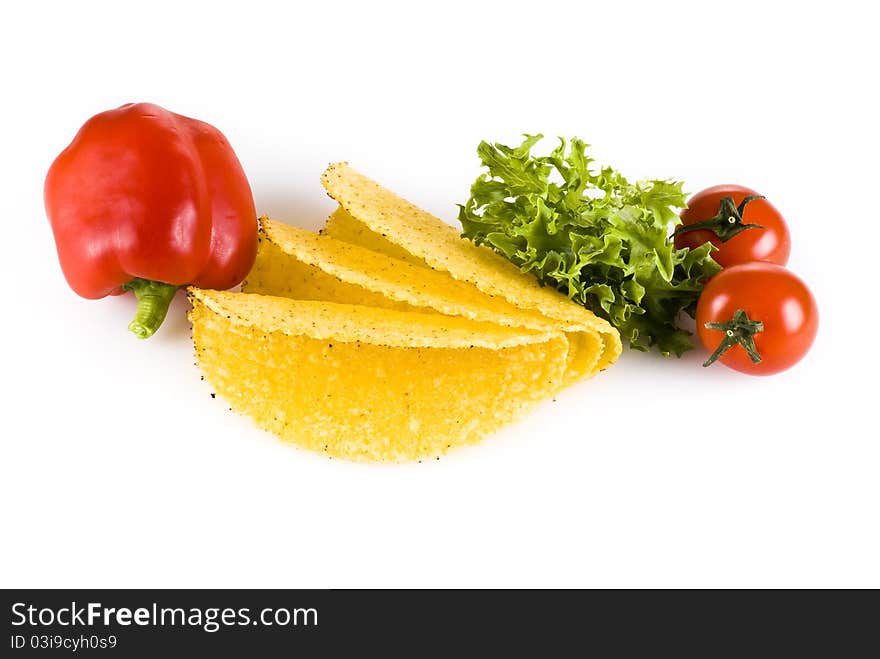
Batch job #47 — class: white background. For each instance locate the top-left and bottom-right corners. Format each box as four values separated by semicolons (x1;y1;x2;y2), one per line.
2;1;877;588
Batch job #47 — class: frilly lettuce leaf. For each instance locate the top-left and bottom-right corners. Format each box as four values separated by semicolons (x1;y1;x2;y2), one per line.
458;135;720;355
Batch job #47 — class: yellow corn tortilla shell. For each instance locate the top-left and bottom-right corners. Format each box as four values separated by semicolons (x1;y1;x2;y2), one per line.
322;206;421;265
190;288;568;462
244;219;604;383
243;227;418;314
320;162;622;372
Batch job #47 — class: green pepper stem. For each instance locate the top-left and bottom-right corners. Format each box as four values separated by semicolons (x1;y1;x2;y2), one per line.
122;278;180;339
673;195;766;243
702;308;764;367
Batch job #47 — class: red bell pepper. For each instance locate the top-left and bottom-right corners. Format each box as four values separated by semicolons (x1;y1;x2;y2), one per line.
44;102;257;338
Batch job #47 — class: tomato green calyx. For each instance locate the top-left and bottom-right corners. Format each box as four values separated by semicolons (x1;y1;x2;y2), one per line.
674;195;765;243
702;308;764;367
122;278;180;339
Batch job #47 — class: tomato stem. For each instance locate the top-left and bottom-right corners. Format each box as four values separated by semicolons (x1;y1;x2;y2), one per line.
122;278;180;339
703;308;764;367
673;195;765;243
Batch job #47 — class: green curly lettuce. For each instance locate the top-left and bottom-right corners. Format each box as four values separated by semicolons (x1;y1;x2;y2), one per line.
458;135;720;356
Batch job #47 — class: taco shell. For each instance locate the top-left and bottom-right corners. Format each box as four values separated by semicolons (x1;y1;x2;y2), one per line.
189;288;568;462
320;163;622;372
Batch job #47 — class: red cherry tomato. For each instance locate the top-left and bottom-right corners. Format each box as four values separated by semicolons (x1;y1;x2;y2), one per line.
675;184;791;268
696;263;818;375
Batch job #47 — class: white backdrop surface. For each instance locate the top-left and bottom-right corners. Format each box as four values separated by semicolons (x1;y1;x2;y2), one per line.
1;0;877;588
